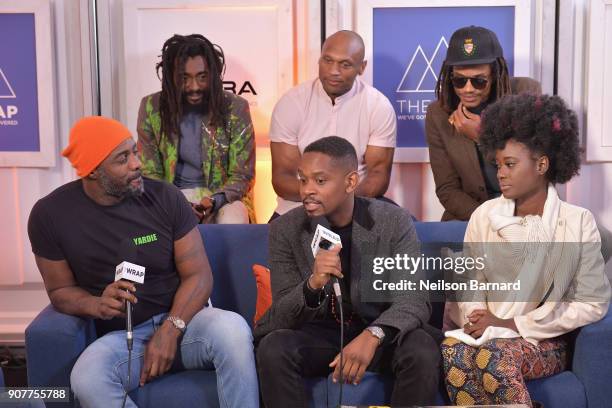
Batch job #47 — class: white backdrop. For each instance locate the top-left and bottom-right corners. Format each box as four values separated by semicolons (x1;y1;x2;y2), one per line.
120;0;294;146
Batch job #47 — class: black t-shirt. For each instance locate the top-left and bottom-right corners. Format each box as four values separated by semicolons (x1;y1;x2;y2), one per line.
28;178;198;336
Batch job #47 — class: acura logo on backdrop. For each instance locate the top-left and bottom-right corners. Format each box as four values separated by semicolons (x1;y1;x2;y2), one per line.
223;80;258;107
396;37;448;93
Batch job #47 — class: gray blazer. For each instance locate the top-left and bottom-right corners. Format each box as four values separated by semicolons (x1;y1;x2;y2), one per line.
254;197;431;341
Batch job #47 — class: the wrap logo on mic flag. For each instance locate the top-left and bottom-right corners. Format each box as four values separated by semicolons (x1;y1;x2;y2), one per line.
311;224;342;257
115;261;145;284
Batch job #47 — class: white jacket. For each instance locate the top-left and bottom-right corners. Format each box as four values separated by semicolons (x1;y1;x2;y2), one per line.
446;185;611;345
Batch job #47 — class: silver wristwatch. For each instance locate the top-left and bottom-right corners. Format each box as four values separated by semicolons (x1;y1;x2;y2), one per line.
366;326;385;345
167;316;186;333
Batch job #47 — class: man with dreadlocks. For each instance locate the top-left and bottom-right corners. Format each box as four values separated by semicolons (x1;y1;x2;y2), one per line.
137;34;255;224
426;26;541;221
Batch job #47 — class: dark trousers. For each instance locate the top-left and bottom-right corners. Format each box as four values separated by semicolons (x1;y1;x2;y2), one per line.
256;322;440;407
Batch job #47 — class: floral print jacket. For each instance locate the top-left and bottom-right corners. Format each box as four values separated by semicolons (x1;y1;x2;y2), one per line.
136;91;256;221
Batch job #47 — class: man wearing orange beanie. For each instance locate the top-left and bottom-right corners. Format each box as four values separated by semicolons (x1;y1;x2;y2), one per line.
28;116;259;407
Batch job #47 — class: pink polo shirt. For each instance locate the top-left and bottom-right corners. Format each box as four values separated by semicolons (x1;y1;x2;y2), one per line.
270;77;396;214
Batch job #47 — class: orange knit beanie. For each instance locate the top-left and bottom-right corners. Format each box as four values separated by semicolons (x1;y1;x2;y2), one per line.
62;116;132;177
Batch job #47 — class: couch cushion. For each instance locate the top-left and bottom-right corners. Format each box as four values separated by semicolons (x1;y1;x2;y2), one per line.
415;221;467;329
25;304;97;389
322;373;451;406
324;372;392;407
200;224;268;328
310;370;586;407
526;371;586;408
305;377;328;408
414;221;466;243
573;306;612;407
252;264;272;324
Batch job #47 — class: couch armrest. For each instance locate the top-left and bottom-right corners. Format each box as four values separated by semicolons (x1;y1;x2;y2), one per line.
572;307;612;408
25;304;96;388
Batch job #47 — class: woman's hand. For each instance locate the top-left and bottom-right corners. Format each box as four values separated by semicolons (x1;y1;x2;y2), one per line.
463;309;518;338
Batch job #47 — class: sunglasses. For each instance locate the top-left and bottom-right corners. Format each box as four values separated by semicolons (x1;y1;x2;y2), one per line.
451;75;489;90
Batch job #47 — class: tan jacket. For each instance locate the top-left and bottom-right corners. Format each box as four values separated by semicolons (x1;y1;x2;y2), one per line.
426;77;542;221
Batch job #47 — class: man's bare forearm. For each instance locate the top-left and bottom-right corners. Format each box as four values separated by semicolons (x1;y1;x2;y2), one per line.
167;273;211;324
48;286;100;319
273;173;301;202
356;173;389;197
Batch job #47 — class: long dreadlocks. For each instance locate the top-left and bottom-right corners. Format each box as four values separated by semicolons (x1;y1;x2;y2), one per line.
434;57;512;113
156;34;229;139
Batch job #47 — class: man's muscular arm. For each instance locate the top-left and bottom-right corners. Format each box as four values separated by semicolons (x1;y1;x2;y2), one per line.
34;255;137;320
140;227;212;385
271;142;302;202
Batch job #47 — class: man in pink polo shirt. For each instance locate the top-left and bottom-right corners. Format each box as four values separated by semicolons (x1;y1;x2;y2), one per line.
269;30;397;220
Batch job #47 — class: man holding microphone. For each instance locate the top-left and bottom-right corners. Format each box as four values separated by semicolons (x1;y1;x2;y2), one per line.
255;136;440;407
27;116;258;407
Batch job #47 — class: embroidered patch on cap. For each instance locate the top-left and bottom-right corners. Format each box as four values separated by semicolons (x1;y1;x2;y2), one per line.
463;38;476;56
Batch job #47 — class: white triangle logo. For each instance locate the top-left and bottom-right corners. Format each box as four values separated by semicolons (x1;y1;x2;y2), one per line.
396;37;449;93
0;68;17;99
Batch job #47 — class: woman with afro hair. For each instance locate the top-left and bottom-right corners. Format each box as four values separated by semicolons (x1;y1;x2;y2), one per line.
441;94;611;407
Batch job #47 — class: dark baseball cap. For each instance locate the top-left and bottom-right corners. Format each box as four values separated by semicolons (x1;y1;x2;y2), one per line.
445;26;504;66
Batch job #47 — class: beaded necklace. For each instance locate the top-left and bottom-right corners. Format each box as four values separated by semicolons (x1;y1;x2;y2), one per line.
330;293;355;326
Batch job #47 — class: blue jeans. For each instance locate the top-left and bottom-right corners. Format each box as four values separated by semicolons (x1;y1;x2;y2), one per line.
70;307;258;408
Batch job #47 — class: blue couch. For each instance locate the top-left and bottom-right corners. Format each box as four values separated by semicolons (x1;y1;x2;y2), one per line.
25;223;612;407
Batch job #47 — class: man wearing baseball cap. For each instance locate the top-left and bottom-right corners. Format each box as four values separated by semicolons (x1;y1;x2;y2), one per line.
426;26;541;221
27;116;258;407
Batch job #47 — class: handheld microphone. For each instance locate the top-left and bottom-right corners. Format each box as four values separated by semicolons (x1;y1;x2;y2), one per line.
311;219;343;292
115;261;145;350
115;257;145;408
311;223;343;296
318;239;342;300
310;218;345;406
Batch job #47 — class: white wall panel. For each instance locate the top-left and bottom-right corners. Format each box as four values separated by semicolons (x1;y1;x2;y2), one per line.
0;169;22;286
586;0;612;161
559;0;612;280
120;0;294;145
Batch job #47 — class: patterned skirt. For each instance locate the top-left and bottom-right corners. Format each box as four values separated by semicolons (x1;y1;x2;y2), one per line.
441;336;567;407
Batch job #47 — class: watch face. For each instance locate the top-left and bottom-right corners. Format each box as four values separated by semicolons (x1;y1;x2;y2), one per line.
368;327;384;339
170;317;186;331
